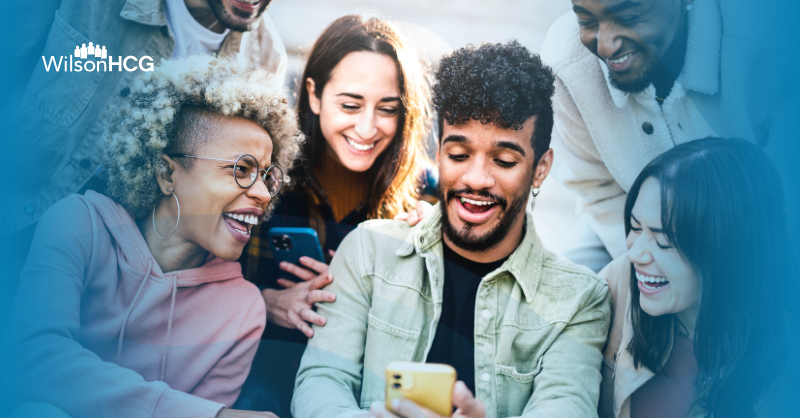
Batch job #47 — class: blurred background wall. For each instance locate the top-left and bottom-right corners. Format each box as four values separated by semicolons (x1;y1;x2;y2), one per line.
268;0;579;253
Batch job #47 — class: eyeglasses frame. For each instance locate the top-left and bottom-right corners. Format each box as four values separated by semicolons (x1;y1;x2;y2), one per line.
168;153;284;197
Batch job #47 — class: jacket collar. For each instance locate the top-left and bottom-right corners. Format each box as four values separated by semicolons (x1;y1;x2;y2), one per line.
613;289;675;417
120;0;169;26
396;203;543;304
603;0;722;109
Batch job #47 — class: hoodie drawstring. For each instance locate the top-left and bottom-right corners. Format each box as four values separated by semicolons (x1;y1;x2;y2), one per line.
116;258;153;365
160;273;178;381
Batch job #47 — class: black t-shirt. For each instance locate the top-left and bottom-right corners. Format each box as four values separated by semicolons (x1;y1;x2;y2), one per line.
425;242;509;394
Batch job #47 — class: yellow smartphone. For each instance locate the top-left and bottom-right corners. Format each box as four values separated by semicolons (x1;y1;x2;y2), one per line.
385;361;456;416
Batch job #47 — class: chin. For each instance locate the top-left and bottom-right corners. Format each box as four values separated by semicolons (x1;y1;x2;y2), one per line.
639;300;668;318
212;244;246;262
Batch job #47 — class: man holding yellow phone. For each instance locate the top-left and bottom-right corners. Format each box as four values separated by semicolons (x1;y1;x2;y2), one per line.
293;41;611;418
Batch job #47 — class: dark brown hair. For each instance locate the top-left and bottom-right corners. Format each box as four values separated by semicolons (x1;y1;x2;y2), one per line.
296;14;432;219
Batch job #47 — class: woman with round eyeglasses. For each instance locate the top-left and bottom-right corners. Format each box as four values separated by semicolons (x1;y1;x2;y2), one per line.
5;56;300;418
598;137;795;418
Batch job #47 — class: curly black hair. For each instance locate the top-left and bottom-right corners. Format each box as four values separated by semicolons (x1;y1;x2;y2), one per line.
433;40;555;166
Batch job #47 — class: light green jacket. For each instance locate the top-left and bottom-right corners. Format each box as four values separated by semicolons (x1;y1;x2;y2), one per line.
292;205;611;418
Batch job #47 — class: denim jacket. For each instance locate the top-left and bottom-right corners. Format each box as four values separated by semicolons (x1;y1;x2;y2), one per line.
2;0;286;235
292;204;612;418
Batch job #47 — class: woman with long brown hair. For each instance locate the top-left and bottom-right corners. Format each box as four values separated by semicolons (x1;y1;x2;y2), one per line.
236;14;435;414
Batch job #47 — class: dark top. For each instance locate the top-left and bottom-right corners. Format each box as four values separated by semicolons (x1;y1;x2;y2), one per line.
631;334;698;418
426;242;508;394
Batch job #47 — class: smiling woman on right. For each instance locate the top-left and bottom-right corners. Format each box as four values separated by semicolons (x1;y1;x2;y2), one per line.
599;137;795;418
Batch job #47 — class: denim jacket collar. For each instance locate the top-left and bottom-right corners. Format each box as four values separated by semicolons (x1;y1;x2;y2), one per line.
120;0;169;26
396;203;542;304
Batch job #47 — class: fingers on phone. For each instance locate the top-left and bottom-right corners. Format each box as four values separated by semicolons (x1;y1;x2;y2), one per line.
279;261;316;281
299;256;328;273
276;278;296;288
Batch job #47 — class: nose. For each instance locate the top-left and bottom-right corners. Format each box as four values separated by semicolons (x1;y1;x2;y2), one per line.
461;157;496;192
245;177;272;207
354;108;378;140
596;23;623;59
626;232;653;266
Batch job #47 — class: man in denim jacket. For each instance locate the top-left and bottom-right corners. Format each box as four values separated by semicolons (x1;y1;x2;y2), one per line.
293;41;611;418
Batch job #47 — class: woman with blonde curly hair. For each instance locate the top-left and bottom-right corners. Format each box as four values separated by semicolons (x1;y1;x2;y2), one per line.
5;56;301;418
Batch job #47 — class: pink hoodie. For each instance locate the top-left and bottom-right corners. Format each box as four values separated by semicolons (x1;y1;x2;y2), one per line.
5;191;266;418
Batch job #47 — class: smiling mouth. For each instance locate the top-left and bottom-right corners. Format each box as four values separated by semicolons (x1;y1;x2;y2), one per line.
610;53;633;65
636;270;670;290
460;196;496;213
346;136;376;152
234;0;260;5
224;212;259;235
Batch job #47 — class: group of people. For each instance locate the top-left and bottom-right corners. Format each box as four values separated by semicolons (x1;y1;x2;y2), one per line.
1;1;796;418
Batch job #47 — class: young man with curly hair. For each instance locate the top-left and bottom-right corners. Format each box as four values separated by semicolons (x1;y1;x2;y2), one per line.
292;41;612;418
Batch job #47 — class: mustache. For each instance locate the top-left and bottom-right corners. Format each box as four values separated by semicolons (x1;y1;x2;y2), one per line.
445;188;508;209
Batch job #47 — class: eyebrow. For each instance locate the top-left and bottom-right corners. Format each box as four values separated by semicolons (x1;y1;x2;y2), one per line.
442;134;468;146
495;141;526;157
336;92;401;102
573;1;641;16
630;213;665;233
608;0;642;14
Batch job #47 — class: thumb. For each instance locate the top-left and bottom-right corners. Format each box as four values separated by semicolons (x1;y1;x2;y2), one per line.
452;381;484;417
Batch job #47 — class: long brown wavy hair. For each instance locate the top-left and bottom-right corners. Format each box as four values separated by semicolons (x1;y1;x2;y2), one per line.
296;14;432;219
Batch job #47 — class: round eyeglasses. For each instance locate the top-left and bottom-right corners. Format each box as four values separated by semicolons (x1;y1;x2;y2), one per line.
169;154;284;196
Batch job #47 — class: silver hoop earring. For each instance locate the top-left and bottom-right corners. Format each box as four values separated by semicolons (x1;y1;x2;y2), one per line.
152;192;180;240
531;187;540;198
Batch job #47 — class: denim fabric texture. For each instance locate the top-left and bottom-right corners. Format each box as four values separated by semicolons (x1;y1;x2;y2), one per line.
293;204;612;418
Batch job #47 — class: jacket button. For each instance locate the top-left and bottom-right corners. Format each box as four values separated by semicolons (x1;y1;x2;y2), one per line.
160;26;170;37
23;205;35;215
481;309;491;319
120;87;130;97
79;159;92;169
642;122;654;135
420;237;424;244
481;373;490;382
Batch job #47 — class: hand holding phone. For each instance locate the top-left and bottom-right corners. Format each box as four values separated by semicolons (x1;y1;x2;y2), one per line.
385;362;456;416
261;227;335;337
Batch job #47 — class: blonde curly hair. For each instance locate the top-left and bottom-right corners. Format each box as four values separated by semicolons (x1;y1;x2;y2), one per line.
104;55;304;220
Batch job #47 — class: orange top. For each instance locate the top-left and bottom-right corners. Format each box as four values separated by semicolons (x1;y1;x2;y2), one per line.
313;155;371;222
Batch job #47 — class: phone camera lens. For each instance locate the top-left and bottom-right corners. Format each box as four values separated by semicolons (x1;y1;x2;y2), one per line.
393;383;401;389
393;374;401;379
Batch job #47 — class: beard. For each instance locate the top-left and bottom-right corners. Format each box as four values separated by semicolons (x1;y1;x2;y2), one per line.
607;55;658;94
207;0;272;32
439;187;528;253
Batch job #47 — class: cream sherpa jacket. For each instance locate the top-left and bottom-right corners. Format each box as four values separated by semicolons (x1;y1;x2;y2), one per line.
540;0;786;258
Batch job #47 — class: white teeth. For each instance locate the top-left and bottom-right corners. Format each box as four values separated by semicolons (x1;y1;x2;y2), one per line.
635;271;668;284
610;53;631;64
346;137;375;152
460;197;496;206
224;213;259;226
237;0;260;5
